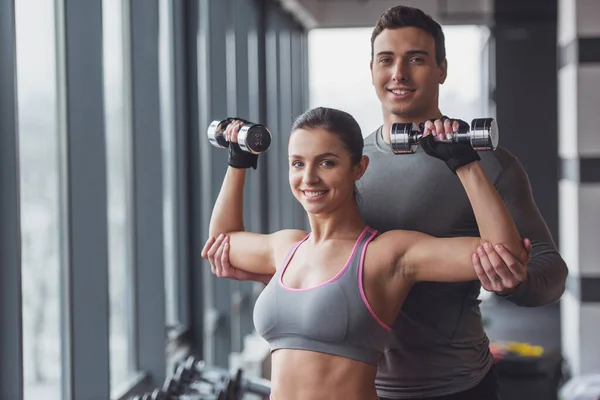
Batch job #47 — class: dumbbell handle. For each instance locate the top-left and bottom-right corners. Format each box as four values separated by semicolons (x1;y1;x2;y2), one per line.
402;130;474;145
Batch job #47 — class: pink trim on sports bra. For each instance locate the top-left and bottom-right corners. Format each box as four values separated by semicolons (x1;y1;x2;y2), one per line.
358;228;392;332
278;226;370;292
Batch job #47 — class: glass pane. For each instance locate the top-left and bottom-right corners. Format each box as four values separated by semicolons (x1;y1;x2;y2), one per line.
159;0;180;330
15;1;64;399
102;0;136;388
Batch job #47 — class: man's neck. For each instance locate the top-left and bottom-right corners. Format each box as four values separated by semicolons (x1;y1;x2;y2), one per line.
380;109;443;144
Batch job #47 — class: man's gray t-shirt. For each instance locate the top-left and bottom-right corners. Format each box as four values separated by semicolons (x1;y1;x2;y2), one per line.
358;128;567;398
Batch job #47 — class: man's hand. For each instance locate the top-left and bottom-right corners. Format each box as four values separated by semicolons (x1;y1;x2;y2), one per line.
201;234;273;285
473;238;532;294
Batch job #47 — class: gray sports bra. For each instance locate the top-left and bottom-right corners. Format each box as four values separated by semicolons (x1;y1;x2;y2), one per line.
253;226;392;366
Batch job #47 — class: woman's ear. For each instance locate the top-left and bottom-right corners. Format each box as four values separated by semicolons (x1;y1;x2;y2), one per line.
355;155;370;180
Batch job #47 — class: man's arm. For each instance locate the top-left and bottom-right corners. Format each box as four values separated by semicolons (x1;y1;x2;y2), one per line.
493;155;568;306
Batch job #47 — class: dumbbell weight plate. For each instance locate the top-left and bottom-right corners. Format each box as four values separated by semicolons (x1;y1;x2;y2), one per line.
207;120;230;149
470;118;498;151
390;122;419;154
238;124;272;154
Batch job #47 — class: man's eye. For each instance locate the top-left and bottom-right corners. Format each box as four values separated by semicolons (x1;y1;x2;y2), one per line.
379;57;391;63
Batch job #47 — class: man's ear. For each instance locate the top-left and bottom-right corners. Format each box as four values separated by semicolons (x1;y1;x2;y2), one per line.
439;58;448;84
370;60;375;85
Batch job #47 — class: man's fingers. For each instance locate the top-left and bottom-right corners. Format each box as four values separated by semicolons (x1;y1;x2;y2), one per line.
493;244;526;281
477;246;503;291
221;239;231;272
201;236;215;259
482;243;514;285
523;237;532;255
473;253;493;291
207;234;223;261
434;119;444;135
452;120;460;133
423;120;434;136
213;239;226;277
443;119;452;134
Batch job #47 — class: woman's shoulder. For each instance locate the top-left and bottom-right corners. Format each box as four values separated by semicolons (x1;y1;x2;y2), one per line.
272;229;308;245
370;229;420;247
367;229;426;266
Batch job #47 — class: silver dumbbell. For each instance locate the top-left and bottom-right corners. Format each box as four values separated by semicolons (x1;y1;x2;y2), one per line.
390;118;499;154
207;119;272;154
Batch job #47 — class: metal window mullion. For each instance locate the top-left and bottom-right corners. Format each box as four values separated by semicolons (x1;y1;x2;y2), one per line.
115;0;139;382
277;14;294;230
172;0;191;333
62;1;110;399
55;0;72;397
235;0;259;347
198;0;233;368
186;0;206;360
266;5;281;233
0;1;23;399
225;0;243;355
129;0;167;386
290;25;308;231
247;0;270;307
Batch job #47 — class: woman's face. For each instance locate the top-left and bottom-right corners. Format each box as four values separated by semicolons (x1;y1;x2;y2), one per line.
288;127;365;215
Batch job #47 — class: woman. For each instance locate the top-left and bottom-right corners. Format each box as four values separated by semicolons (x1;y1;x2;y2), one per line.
203;107;527;400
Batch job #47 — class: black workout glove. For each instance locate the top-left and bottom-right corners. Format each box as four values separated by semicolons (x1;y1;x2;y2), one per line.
417;116;478;174
418;133;480;174
225;118;259;170
228;143;258;169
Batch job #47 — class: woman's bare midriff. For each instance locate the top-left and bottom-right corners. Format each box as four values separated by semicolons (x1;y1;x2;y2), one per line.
269;349;379;400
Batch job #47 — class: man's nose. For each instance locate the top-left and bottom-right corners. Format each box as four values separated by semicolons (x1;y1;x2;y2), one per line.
392;61;408;82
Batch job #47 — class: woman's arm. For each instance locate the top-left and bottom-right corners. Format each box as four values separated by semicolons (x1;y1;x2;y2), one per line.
396;126;528;283
208;117;307;275
207;165;306;275
207;166;272;274
395;164;528;283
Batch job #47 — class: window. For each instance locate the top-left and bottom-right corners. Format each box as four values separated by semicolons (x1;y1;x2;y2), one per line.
16;1;64;399
308;26;489;136
102;0;137;388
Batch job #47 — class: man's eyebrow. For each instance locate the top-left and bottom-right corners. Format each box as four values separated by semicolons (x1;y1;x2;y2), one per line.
406;50;429;56
374;50;430;57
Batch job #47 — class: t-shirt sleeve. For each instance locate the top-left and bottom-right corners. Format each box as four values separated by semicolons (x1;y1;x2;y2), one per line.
493;156;568;306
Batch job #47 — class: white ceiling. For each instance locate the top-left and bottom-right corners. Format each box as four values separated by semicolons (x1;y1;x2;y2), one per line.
277;0;494;30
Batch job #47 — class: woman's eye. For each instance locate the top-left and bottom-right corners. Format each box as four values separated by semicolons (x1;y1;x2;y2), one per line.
321;160;334;167
291;161;303;168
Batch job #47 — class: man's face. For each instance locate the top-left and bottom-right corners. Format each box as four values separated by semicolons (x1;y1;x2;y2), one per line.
370;27;446;121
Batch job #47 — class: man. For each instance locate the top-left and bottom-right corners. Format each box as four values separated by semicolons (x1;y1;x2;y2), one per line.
202;5;568;400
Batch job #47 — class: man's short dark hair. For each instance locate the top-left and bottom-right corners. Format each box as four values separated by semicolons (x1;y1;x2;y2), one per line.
371;5;446;65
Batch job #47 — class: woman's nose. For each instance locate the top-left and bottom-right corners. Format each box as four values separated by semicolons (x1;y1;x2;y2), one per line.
303;168;319;184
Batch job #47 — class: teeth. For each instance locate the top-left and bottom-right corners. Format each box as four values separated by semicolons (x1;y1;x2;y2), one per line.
391;89;410;95
304;191;326;197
